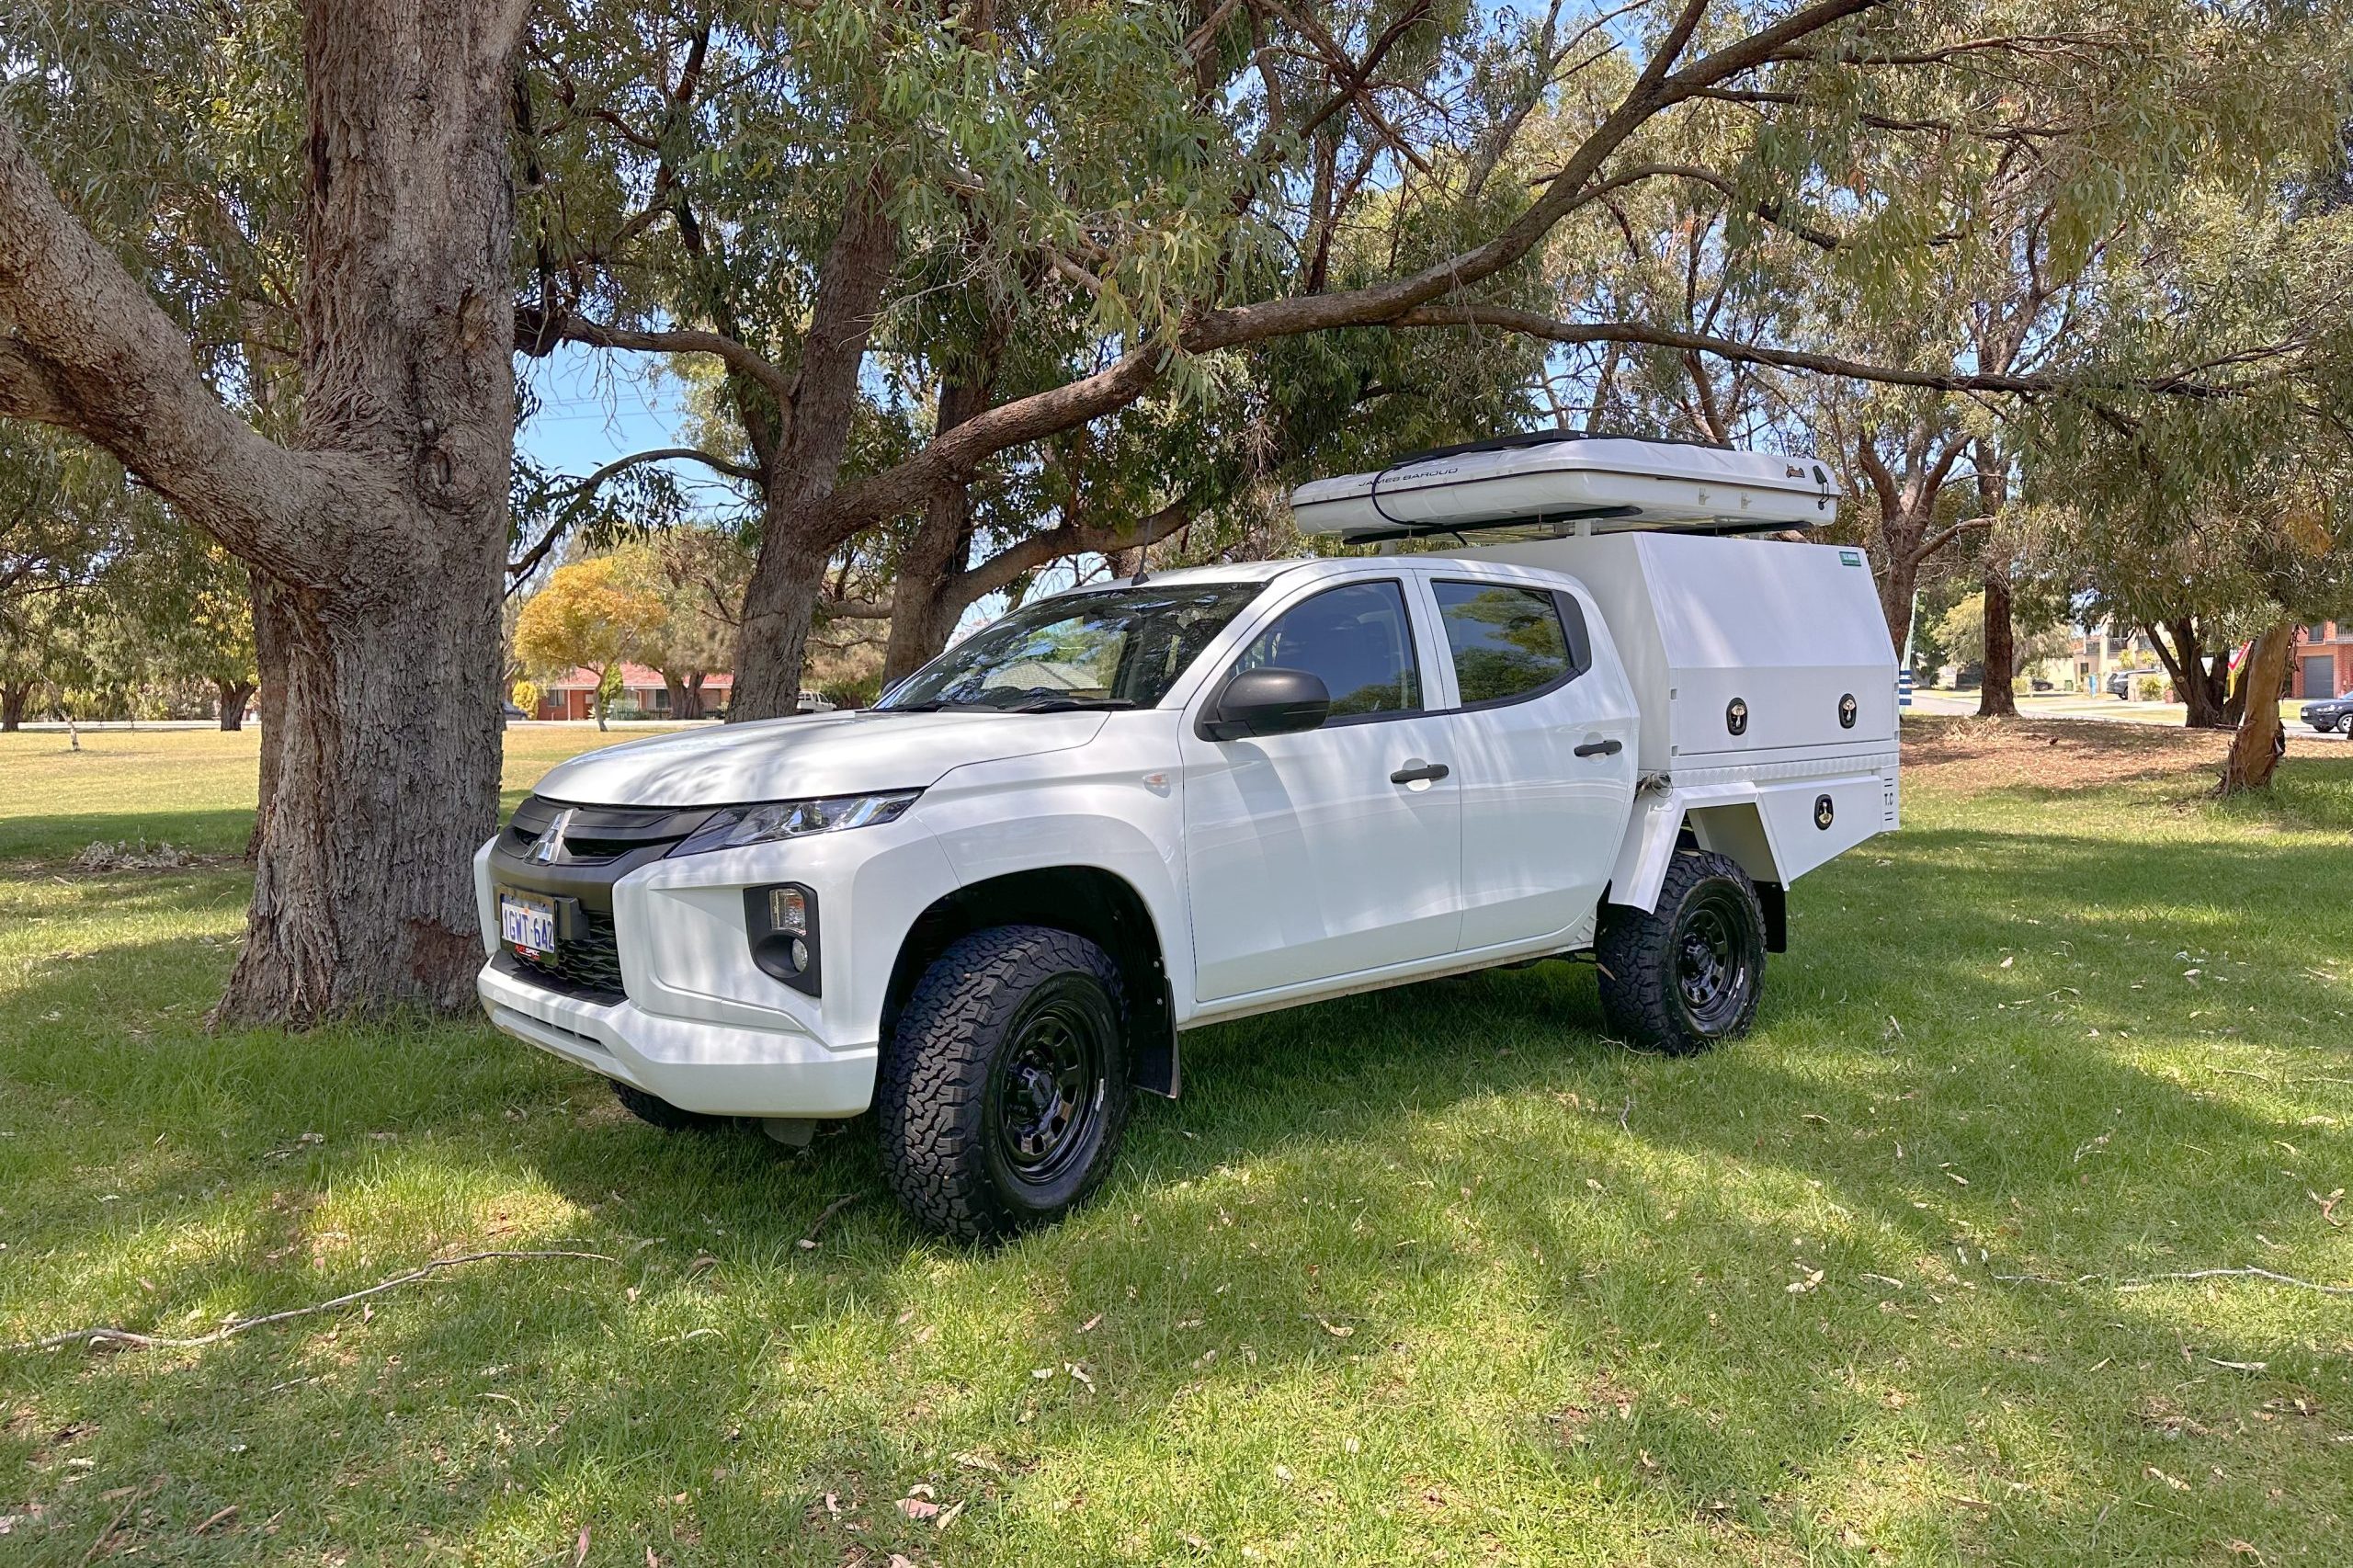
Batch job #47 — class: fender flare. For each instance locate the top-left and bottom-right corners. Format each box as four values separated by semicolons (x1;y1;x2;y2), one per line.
1605;786;1787;912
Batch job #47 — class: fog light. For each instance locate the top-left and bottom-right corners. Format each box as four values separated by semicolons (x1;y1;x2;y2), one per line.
744;882;820;996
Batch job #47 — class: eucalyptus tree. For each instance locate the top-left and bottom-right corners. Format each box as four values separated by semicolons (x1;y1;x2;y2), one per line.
1479;0;2351;678
0;0;531;1018
2025;181;2353;790
529;0;2270;720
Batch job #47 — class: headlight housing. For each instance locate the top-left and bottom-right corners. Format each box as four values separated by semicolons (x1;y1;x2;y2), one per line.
670;790;920;857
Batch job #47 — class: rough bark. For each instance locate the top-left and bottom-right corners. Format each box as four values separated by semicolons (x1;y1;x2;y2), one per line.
0;677;29;732
1978;567;2018;717
249;573;292;862
0;2;528;1021
731;170;901;721
2220;619;2295;793
214;678;256;731
881;364;997;687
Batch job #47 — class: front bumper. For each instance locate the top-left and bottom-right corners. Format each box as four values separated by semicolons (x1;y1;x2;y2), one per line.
472;808;960;1118
477;958;878;1118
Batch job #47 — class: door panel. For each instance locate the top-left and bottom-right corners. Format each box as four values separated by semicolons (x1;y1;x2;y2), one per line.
1181;578;1461;1001
1431;580;1638;949
1182;717;1461;998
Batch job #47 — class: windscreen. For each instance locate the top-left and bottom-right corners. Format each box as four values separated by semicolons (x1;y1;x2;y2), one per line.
877;581;1267;712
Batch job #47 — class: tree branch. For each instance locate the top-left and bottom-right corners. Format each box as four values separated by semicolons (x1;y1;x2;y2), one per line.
959;491;1200;603
0;113;328;580
513;307;794;410
1390;305;2271;399
2;1250;617;1357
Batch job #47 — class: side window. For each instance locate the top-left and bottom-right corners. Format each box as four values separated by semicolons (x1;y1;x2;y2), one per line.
1233;580;1422;719
1435;581;1582;707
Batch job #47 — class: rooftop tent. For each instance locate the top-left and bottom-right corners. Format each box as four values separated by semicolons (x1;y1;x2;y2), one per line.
1289;431;1841;543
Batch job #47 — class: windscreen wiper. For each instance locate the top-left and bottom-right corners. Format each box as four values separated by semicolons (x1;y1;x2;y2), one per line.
1002;696;1138;712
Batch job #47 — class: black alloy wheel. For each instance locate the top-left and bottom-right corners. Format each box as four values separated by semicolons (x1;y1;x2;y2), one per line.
1596;848;1768;1055
878;925;1131;1240
1671;882;1757;1037
989;980;1113;1187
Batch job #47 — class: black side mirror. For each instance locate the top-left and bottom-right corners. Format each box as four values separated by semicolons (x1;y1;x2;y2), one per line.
1199;666;1331;741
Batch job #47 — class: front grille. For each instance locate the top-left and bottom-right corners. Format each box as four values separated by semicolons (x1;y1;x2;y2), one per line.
492;797;722;1007
500;798;716;864
508;906;625;999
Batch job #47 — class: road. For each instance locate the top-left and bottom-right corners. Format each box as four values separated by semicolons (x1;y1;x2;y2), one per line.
1905;688;2349;740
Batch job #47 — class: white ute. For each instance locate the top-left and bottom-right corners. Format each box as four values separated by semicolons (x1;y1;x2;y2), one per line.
475;434;1898;1238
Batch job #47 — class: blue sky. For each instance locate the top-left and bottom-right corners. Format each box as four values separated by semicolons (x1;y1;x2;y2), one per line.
517;343;691;480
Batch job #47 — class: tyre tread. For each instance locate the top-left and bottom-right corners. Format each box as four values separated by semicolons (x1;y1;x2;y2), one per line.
1596;849;1765;1056
877;924;1127;1240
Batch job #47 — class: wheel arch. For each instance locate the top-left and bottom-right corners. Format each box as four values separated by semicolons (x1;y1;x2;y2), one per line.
881;865;1180;1096
1608;795;1788;951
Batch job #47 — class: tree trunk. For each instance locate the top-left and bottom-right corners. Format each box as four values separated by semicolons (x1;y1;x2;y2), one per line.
248;571;291;861
0;678;28;732
224;583;503;1019
655;671;707;720
881;484;981;687
1875;545;1919;653
215;677;256;731
1977;567;2018;717
2220;619;2295;794
729;173;899;722
733;514;838;720
881;348;999;687
209;2;522;1023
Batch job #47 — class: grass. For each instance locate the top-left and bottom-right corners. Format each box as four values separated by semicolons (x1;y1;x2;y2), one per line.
2;720;2348;1565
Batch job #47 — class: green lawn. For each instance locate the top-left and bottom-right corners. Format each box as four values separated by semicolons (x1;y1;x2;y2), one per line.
1;722;2347;1565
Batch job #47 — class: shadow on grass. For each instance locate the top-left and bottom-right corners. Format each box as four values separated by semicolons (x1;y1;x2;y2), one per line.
1;789;2348;1562
0;807;257;865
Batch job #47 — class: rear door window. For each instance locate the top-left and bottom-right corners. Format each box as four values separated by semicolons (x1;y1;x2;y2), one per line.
1434;581;1585;707
1233;580;1422;720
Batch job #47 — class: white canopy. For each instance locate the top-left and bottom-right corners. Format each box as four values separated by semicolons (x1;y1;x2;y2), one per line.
1290;434;1841;542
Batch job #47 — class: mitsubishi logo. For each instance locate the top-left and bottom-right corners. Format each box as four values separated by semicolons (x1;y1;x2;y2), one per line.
530;809;573;865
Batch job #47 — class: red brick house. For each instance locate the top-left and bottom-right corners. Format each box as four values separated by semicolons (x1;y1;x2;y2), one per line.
2290;622;2350;699
531;664;733;721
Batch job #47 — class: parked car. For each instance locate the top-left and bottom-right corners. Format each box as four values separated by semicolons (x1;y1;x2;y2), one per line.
474;435;1898;1237
2302;695;2353;733
2105;669;2136;698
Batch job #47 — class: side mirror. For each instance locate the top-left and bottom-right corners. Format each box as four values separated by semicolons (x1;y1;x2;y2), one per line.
1199;666;1331;741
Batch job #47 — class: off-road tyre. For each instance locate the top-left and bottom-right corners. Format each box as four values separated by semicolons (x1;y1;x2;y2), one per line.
1596;849;1767;1056
879;925;1131;1241
611;1080;725;1131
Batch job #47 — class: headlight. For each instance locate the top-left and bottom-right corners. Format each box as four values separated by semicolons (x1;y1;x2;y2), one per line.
671;790;921;856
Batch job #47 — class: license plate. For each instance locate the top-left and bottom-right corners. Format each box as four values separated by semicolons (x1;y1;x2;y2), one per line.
499;890;557;956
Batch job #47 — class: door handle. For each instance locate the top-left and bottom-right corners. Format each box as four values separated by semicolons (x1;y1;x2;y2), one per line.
1574;739;1623;758
1390;760;1450;785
